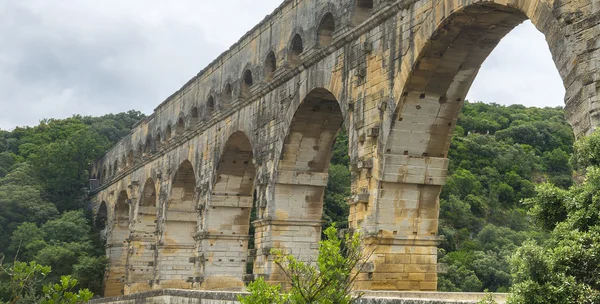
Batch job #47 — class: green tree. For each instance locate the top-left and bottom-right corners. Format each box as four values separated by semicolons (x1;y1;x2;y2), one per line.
0;111;143;293
30;127;110;211
42;211;91;244
240;225;369;304
508;129;600;303
0;261;92;304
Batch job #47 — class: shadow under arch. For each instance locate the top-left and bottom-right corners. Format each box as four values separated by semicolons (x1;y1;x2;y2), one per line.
202;130;256;290
104;191;130;297
95;201;108;231
127;178;158;294
157;160;197;289
254;87;346;283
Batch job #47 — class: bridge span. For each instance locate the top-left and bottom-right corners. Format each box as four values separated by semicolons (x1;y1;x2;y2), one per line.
89;0;599;297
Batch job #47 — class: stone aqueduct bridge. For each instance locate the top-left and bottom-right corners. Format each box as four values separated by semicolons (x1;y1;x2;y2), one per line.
89;0;599;297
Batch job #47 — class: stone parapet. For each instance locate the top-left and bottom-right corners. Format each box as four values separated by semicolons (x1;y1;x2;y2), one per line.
88;289;507;304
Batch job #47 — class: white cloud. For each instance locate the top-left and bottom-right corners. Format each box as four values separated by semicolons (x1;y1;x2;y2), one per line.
467;20;565;108
0;3;565;130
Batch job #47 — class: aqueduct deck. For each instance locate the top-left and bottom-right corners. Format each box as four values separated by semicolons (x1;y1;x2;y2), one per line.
89;0;599;297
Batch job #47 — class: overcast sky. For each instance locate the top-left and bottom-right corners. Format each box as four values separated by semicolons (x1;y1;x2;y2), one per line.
0;1;565;130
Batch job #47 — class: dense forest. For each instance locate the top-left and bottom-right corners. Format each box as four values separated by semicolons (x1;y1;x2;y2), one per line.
0;111;145;300
2;100;599;303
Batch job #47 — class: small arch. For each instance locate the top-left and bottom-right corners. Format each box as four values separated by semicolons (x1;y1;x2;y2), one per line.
165;124;172;141
113;191;130;241
109;164;113;177
140;178;157;207
95;201;108;230
127;150;134;168
136;143;143;161
102;167;107;183
144;135;153;155
176;117;185;135
317;13;336;48
289;34;304;67
207;95;215;114
155;133;162;151
121;155;126;170
352;0;373;25
223;84;233;104
191;106;199;119
114;159;119;174
242;69;253;99
264;52;277;82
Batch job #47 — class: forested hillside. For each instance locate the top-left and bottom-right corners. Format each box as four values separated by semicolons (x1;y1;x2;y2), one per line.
323;101;575;292
0;111;145;299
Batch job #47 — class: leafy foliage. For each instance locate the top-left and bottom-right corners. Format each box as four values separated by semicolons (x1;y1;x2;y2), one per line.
0;111;144;300
240;225;369;304
0;261;92;304
507;129;600;303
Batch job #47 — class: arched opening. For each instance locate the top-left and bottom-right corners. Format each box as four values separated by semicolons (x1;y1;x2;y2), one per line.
104;191;130;297
95;201;108;234
207;95;215;115
223;84;233;104
114;160;119;174
165;124;172;141
264;52;276;82
203;131;255;289
176;117;185;136
191;107;198;119
128;178;158;293
121;155;127;170
289;34;303;67
242;70;253;99
257;88;347;283
109;165;113;178
155;134;162;151
102;167;107;183
136;144;143;163
143;135;153;156
317;13;335;48
159;160;197;289
127;150;134;168
373;2;570;292
94;201;109;255
352;0;373;25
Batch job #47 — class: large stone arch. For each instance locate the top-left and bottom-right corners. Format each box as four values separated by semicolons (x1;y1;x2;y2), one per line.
104;190;130;297
201;130;256;290
127;177;158;294
362;0;576;292
384;0;575;151
157;160;198;289
255;87;347;283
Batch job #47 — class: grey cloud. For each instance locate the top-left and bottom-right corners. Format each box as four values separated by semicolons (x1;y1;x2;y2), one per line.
0;3;565;130
0;0;282;129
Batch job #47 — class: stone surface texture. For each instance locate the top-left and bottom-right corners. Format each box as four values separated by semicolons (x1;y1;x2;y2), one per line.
89;0;599;297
